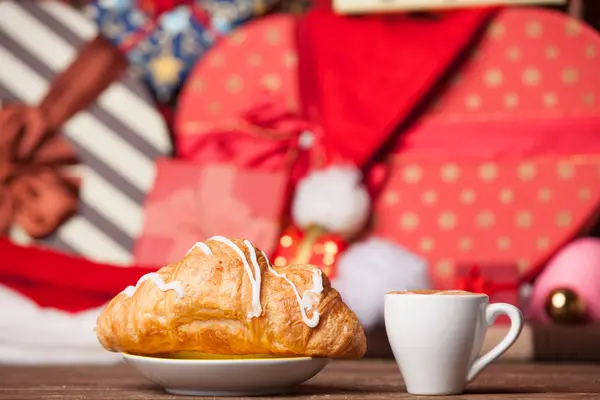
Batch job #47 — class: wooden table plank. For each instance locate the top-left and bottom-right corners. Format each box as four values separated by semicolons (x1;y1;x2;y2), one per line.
1;361;600;399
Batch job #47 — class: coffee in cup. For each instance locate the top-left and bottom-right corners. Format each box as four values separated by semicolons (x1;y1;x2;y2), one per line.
385;290;523;396
389;289;477;295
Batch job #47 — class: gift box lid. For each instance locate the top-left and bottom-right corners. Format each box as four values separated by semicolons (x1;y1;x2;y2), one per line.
399;7;600;162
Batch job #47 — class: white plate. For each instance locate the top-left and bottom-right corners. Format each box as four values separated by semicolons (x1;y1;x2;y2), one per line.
122;353;329;396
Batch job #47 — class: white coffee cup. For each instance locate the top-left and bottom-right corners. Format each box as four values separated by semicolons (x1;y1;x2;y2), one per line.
384;290;523;396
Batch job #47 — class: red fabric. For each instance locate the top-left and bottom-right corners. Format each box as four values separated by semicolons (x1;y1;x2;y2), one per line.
400;117;600;162
139;0;194;19
300;8;498;167
0;238;158;312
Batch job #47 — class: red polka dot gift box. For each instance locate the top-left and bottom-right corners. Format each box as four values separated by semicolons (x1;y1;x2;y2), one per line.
374;155;600;290
374;8;600;290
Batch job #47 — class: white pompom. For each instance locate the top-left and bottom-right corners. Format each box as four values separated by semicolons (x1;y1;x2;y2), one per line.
292;165;370;237
331;237;431;331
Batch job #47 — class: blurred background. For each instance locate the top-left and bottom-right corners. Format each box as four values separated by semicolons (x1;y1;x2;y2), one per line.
0;0;599;365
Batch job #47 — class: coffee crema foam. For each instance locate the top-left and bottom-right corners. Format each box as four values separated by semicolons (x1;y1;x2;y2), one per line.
388;290;479;296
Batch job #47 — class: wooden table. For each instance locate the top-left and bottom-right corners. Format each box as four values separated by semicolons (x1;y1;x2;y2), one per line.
1;360;600;399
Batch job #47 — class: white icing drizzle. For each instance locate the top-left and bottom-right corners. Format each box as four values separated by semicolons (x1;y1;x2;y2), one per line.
186;242;213;256
208;236;262;319
243;239;263;318
123;272;184;298
129;236;324;328
261;250;323;328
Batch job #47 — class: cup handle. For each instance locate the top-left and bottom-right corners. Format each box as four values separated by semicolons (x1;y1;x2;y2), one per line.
467;303;524;382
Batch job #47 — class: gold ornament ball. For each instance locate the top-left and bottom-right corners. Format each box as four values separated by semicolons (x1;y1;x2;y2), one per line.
544;288;588;324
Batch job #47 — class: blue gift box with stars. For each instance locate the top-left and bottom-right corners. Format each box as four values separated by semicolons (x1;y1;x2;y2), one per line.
84;0;277;103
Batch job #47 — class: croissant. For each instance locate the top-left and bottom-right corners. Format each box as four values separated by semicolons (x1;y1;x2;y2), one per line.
96;236;367;359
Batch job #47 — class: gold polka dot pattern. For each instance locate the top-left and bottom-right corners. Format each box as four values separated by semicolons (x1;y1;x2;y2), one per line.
376;9;600;289
423;9;599;121
373;156;600;289
175;15;299;156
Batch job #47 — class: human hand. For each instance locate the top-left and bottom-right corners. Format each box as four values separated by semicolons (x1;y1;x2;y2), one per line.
0;104;52;163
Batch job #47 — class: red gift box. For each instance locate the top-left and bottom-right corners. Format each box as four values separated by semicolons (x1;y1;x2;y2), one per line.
373;155;600;288
134;159;288;266
374;7;600;285
271;224;349;279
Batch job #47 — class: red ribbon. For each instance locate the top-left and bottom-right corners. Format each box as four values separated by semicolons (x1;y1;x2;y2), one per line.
119;1;226;53
185;92;331;186
455;264;517;296
138;0;195;19
0;238;158;312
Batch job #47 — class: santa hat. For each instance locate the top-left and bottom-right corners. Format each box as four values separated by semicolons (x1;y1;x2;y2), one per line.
0;6;498;363
299;8;497;167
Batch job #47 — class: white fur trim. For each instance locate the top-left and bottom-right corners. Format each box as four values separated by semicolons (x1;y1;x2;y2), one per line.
0;345;121;365
292;165;370;237
331;237;431;331
0;285;120;365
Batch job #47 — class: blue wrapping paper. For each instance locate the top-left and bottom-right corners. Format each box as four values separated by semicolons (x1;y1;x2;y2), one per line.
84;0;277;102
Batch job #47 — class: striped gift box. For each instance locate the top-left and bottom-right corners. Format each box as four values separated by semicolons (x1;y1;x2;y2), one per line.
0;0;173;265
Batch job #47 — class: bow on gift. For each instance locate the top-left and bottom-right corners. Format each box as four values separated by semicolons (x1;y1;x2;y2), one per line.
0;107;80;239
186;91;332;185
455;264;518;296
